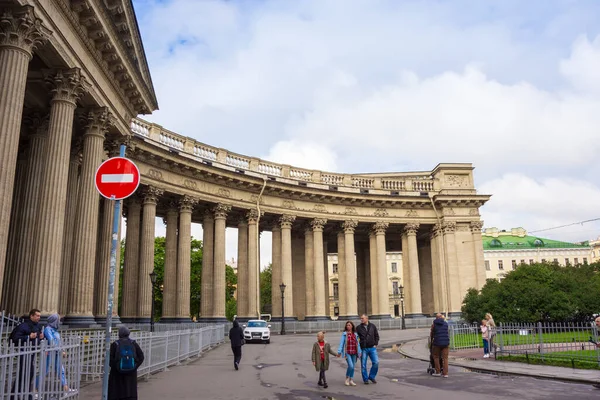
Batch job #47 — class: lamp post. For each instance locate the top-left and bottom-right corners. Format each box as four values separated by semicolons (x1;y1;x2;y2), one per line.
399;285;406;330
149;270;157;333
279;283;286;335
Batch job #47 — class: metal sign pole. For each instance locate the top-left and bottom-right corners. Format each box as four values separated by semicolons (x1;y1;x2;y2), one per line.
101;144;126;400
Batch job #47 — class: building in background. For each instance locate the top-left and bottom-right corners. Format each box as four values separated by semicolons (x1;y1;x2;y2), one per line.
482;227;591;281
591;237;600;264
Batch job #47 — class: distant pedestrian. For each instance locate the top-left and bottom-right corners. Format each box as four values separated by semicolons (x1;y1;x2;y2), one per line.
431;313;450;378
229;320;244;370
593;317;600;389
337;321;362;386
311;331;339;389
9;309;44;400
356;314;380;384
108;327;144;400
485;313;497;351
480;319;490;358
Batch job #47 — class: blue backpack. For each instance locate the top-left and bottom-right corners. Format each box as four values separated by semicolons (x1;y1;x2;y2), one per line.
115;339;137;374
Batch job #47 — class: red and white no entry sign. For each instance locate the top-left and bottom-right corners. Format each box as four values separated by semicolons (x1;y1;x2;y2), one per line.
95;157;140;200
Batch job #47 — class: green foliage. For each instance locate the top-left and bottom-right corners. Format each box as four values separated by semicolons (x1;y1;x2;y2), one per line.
190;238;203;320
260;264;272;313
226;264;237;302
226;297;237;322
461;262;600;323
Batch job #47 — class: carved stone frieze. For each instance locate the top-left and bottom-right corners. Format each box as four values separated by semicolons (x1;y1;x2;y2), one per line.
405;210;418;218
0;5;51;56
403;223;420;235
184;179;197;190
341;220;358;233
443;208;455;216
469;208;479;216
216;188;230;198
313;204;327;213
456;224;470;232
250;194;265;205
446;174;469;188
374;208;388;217
282;200;296;209
344;207;358;215
147;168;163;180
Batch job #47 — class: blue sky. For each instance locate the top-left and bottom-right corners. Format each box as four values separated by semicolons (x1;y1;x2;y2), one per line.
132;0;600;262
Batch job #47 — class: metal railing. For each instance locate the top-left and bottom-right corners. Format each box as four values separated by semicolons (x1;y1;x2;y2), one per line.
265;318;434;334
0;311;22;339
449;322;600;366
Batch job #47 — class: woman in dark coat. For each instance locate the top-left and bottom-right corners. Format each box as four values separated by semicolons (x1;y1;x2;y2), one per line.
229;320;244;370
108;326;144;400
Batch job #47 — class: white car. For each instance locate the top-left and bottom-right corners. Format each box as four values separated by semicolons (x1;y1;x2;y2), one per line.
243;320;271;344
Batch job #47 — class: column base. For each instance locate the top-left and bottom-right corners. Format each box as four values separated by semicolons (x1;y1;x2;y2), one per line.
338;315;360;321
94;316;122;325
135;317;151;324
198;317;229;323
63;315;99;327
119;317;136;324
368;314;393;320
271;316;296;322
303;316;330;321
233;316;256;323
447;312;462;319
405;313;426;319
160;317;192;323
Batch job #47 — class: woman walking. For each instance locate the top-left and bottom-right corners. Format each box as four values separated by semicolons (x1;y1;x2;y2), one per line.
229;320;244;370
485;313;496;352
337;321;362;386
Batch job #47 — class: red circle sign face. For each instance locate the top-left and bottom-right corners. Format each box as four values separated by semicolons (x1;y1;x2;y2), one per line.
95;157;140;200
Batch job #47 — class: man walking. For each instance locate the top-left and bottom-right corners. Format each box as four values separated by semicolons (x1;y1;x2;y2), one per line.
9;309;44;399
431;313;450;378
356;314;379;384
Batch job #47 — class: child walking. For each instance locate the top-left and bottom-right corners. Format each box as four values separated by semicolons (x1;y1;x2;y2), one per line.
481;319;490;358
312;331;339;388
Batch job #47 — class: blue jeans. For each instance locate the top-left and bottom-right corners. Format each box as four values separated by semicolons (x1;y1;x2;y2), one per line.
345;354;358;378
360;347;379;382
483;339;489;355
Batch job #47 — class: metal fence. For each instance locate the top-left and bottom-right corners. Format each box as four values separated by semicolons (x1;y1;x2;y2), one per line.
0;312;22;340
265;317;435;334
450;322;600;366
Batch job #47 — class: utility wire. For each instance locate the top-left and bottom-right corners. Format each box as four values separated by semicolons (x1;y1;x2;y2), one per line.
528;218;600;234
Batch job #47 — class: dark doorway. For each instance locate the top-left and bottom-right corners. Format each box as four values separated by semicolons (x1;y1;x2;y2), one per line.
394;304;400;317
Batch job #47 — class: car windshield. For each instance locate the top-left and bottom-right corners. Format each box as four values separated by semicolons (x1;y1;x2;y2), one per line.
247;321;267;328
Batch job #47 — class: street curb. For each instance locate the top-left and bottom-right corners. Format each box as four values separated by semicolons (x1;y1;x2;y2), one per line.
398;339;598;385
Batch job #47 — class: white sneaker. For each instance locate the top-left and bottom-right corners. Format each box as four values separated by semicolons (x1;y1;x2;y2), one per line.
443;375;449;378
345;377;350;386
432;373;441;377
483;354;489;358
349;379;356;386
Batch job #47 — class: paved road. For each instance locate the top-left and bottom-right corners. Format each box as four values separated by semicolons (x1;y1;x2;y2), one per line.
82;330;600;399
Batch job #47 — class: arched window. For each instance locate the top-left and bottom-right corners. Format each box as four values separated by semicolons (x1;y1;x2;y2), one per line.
490;239;503;248
533;238;544;247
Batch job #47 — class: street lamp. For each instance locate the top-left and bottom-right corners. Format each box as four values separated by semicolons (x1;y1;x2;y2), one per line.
279;283;286;335
149;270;157;333
399;285;406;330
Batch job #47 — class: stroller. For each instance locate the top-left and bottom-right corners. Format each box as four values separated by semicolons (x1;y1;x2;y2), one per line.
426;337;444;375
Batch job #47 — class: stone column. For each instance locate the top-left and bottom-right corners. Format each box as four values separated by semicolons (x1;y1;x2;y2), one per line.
29;69;87;315
247;209;260;319
93;197;115;322
304;225;315;319
324;240;330;316
137;186;163;322
59;145;80;315
470;221;486;289
200;210;214;319
0;6;49;297
120;197;141;322
403;223;424;317
356;244;367;316
236;218;249;318
271;224;282;319
373;222;390;318
176;195;196;321
336;231;347;318
212;203;231;322
161;206;178;321
442;222;460;316
368;232;379;317
280;214;296;320
65;108;110;325
342;220;358;319
430;224;446;314
310;219;327;320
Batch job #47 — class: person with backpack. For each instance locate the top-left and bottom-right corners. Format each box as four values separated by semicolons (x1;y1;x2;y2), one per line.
108;326;144;400
9;309;44;399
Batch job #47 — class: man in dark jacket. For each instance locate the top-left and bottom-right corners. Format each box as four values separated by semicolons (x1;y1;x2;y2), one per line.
108;326;144;400
356;314;380;384
229;320;244;370
431;313;450;378
10;309;44;399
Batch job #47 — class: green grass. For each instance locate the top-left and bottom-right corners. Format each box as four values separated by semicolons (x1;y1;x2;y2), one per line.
451;330;595;350
496;352;600;370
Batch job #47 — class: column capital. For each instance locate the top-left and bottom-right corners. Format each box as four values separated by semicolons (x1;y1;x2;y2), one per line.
403;222;420;236
123;195;141;217
442;221;456;234
179;195;197;213
142;186;163;205
202;208;215;222
246;208;263;224
213;203;231;219
279;214;296;229
22;111;48;138
105;135;134;157
470;220;484;232
342;219;358;233
79;107;113;138
162;204;178;224
44;68;88;105
372;221;389;235
310;218;327;232
0;5;51;57
271;220;281;232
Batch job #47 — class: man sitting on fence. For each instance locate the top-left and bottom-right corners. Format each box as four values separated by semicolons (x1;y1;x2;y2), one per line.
108;326;145;400
9;309;44;399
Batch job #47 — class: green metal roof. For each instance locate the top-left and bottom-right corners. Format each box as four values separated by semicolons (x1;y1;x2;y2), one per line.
482;234;589;250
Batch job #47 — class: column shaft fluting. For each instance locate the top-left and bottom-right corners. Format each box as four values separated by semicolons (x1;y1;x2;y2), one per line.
470;221;486;289
442;222;460;314
137;187;162;321
93;198;114;319
162;208;178;319
236;220;249;317
28;69;86;315
200;212;214;318
271;225;282;319
0;7;48;296
404;223;423;316
311;219;327;318
304;227;315;318
176;196;195;320
59;152;79;315
121;198;141;321
247;210;260;319
66;109;109;323
368;233;379;316
342;220;358;318
336;232;347;317
212;204;230;320
374;222;389;317
280;215;295;319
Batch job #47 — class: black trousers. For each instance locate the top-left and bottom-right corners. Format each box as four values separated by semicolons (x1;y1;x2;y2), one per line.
10;354;35;400
319;365;326;383
232;345;242;364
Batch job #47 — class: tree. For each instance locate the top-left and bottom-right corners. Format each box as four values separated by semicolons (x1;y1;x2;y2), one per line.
260;263;272;314
189;238;203;320
226;264;237;302
226;298;237;322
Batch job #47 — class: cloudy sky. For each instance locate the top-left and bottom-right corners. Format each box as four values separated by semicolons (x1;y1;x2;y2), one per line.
131;0;600;266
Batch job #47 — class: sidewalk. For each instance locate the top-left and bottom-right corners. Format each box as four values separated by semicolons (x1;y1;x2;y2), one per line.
399;338;600;384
